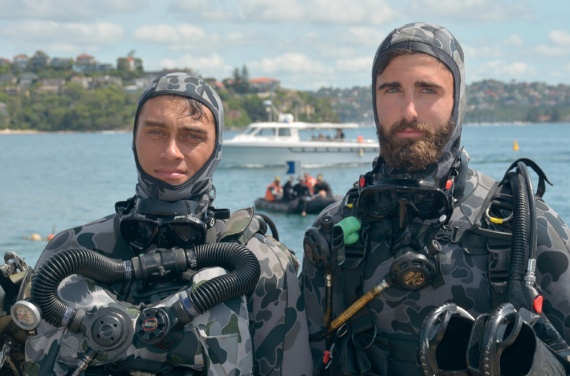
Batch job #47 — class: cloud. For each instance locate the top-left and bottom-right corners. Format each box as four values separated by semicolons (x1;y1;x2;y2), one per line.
409;0;532;22
462;44;503;59
336;56;372;73
133;23;250;52
296;27;383;62
344;27;387;47
503;34;524;47
548;30;570;47
479;60;536;79
170;0;399;24
246;52;372;90
154;44;365;90
548;64;570;81
249;53;332;75
535;45;567;57
0;0;146;21
134;24;206;44
160;53;232;78
0;21;124;44
533;30;570;57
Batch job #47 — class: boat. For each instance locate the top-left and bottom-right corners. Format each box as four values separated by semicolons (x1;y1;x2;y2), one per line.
219;114;379;168
254;196;339;215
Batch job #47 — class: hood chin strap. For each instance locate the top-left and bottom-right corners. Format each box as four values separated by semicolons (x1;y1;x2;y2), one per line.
115;192;213;222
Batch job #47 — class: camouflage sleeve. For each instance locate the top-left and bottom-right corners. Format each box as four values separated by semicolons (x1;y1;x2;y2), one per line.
24;323;68;375
300;251;327;374
535;199;570;343
246;234;313;376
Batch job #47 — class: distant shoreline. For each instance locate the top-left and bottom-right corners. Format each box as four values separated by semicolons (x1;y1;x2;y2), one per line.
1;122;566;136
0;129;130;135
1;128;243;134
0;129;41;134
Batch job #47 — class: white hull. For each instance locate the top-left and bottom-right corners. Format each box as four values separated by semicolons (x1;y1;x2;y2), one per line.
220;141;379;168
218;118;379;168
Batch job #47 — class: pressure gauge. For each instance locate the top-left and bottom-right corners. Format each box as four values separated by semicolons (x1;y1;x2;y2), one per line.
11;300;41;331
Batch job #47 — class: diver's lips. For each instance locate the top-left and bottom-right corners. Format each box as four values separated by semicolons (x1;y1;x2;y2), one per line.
395;128;424;138
153;168;188;183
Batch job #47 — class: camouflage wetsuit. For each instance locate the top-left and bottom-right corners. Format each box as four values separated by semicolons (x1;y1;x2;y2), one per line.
24;73;312;376
301;23;570;375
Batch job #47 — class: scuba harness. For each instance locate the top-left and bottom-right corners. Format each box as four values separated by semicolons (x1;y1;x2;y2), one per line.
306;154;461;337
304;155;462;374
8;200;280;375
0;252;29;376
304;157;570;374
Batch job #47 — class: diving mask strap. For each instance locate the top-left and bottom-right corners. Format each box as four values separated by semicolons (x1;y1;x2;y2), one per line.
115;195;136;216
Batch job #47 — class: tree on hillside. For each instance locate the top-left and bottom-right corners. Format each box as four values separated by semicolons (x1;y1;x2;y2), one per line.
226;65;250;94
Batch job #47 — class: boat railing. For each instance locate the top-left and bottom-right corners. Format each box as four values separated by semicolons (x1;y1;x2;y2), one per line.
305;135;376;144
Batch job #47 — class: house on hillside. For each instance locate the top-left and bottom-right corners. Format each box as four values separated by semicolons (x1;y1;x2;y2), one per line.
12;54;29;70
19;72;37;87
74;53;96;72
70;75;92;89
74;54;112;73
117;55;143;72
36;78;66;94
93;75;122;88
50;57;74;70
29;52;50;70
0;73;17;85
0;102;9;128
249;77;280;93
0;58;11;68
123;77;152;93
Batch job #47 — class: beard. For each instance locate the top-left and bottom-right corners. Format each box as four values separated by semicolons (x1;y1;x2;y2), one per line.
378;118;455;171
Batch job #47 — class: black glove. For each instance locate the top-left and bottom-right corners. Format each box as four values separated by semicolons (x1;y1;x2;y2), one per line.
467;302;566;376
418;303;475;375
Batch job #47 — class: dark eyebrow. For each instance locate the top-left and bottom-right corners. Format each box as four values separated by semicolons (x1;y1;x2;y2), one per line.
415;81;444;90
378;81;445;91
140;119;166;128
377;82;400;91
140;119;209;135
181;126;209;135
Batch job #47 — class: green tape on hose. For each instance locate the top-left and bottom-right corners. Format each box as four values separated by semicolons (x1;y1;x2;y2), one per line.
335;216;361;245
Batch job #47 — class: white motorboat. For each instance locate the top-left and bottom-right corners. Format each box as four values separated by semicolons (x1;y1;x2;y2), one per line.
219;115;379;168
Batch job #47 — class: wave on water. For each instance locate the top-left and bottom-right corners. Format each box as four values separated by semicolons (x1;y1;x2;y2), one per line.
464;122;534;127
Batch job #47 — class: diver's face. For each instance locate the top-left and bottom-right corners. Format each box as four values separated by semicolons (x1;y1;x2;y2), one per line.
375;53;454;171
135;95;216;186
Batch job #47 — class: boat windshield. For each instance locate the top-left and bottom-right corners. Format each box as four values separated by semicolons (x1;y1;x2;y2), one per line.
244;127;292;137
278;128;291;137
257;128;276;136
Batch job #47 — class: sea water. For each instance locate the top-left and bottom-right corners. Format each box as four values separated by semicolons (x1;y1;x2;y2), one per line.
1;123;570;268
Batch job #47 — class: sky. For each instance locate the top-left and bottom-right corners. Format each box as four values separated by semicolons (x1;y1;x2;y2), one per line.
0;0;569;91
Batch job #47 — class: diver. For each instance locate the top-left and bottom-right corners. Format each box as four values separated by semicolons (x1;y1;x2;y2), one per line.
20;72;312;375
301;22;570;376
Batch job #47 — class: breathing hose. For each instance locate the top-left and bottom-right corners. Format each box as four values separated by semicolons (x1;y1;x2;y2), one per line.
507;169;530;283
505;160;540;312
255;212;280;241
519;161;537;264
31;244;260;329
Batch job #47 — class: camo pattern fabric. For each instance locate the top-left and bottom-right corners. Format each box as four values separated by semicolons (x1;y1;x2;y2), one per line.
133;72;224;202
371;22;466;188
25;268;251;375
372;22;466;129
301;167;570;375
24;212;313;375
